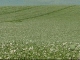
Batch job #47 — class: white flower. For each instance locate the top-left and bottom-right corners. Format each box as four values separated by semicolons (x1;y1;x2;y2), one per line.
73;55;75;57
2;44;5;48
50;43;55;46
29;46;33;50
10;43;12;45
50;48;54;52
68;48;70;50
23;48;27;51
26;42;28;44
29;40;33;42
10;50;16;54
63;42;67;46
16;44;18;46
0;57;2;59
60;54;62;56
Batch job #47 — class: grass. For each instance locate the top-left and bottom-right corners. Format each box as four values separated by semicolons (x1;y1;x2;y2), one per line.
0;5;80;59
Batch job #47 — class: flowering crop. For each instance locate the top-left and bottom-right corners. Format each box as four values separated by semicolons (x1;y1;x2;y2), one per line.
0;40;80;59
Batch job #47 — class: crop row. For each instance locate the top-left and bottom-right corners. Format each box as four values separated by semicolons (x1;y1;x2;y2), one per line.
0;6;36;15
0;5;77;22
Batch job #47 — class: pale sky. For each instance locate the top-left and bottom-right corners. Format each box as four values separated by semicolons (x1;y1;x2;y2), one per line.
0;0;80;6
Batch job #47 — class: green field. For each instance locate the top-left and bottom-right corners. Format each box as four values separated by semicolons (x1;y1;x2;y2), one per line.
0;5;80;59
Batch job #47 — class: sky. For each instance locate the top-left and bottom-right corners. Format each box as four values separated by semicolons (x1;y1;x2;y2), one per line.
0;0;80;6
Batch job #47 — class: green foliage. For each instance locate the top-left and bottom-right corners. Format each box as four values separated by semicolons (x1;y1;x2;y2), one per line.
0;41;80;59
0;5;71;22
0;5;80;59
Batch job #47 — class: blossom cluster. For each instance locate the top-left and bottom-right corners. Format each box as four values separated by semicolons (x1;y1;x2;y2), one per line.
0;40;80;59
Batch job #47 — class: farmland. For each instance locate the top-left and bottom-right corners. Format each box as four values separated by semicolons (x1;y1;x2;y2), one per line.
0;5;80;59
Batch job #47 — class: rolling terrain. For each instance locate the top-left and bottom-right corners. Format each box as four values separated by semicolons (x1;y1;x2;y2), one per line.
0;5;80;43
0;5;80;59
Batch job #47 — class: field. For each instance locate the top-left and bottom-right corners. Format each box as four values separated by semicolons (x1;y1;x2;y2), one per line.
0;5;80;59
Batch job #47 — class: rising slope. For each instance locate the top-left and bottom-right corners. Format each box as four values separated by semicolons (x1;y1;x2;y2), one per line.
0;5;76;22
0;5;80;43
